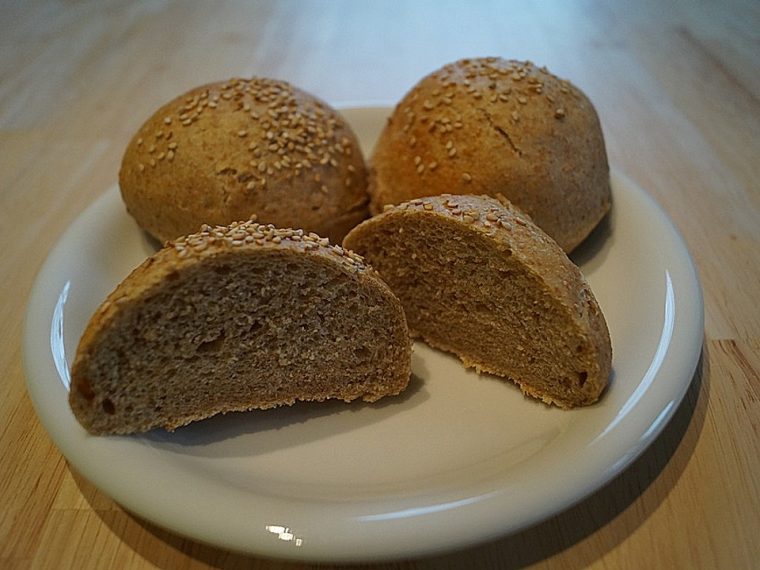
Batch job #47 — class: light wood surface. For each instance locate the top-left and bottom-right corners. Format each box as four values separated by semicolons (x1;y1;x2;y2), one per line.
2;1;759;568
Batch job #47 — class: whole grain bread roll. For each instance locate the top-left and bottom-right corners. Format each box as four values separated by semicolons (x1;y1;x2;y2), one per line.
344;194;611;408
70;221;411;435
120;77;369;244
369;58;611;252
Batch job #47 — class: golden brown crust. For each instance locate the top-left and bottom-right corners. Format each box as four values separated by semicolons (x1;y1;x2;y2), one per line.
119;78;369;244
70;221;411;435
369;58;611;252
344;194;612;408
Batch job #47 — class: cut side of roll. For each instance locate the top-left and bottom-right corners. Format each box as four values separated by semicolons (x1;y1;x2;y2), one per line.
70;222;412;435
344;195;611;408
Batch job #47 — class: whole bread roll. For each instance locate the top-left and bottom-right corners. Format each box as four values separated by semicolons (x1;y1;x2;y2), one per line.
120;77;369;244
369;58;611;252
344;194;611;408
70;221;411;435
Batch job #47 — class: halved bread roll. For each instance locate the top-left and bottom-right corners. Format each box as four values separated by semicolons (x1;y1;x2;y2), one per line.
70;221;412;435
343;195;611;408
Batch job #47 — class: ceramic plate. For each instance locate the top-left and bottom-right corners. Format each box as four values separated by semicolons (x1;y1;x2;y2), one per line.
24;107;703;562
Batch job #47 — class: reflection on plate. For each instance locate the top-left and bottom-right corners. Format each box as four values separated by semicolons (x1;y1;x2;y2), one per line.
23;107;703;563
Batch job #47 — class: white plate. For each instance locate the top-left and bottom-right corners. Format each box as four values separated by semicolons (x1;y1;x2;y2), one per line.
24;107;703;563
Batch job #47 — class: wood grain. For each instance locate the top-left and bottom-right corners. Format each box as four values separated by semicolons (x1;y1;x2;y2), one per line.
2;1;758;568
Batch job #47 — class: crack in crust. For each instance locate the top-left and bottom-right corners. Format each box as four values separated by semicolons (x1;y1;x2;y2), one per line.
479;108;522;157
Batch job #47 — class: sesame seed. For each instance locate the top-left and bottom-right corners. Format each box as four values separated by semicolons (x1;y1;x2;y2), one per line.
462;215;475;224
554;108;566;119
423;203;433;211
414;155;422;165
448;147;457;157
462;172;472;182
168;142;178;150
138;164;145;172
486;212;498;221
238;130;248;137
163;117;172;125
416;164;425;173
167;150;175;161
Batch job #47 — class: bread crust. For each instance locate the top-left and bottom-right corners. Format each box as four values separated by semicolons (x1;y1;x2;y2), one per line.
344;194;612;408
369;58;611;252
120;78;369;244
70;222;411;434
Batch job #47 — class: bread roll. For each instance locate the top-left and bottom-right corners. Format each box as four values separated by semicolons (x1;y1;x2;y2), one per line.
70;221;411;435
344;194;611;408
120;77;369;244
369;58;611;252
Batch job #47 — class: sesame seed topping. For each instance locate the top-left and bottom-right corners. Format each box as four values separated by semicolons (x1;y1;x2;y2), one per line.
462;172;472;182
163;117;172;125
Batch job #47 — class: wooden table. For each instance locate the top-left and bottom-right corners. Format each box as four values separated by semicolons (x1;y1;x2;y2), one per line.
3;1;758;568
